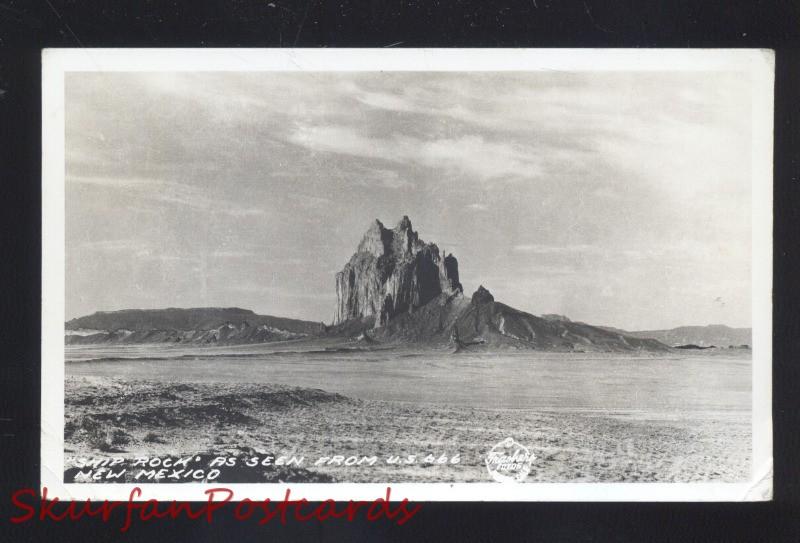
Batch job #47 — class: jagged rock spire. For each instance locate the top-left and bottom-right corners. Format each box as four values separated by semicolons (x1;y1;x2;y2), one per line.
335;216;463;327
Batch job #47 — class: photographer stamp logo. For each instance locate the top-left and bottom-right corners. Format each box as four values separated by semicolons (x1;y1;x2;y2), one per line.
485;438;535;483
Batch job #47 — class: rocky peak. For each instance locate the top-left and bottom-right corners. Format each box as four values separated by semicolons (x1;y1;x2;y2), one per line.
335;217;463;327
396;215;412;230
471;285;494;305
356;219;392;256
390;216;422;259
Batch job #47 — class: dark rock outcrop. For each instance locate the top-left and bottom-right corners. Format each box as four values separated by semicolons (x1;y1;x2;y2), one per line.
334;217;462;327
471;285;494;305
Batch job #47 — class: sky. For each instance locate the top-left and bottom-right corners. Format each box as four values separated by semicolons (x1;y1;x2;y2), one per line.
65;70;753;330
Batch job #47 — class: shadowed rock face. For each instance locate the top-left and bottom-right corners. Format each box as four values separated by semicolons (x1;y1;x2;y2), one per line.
471;285;494;305
334;216;463;327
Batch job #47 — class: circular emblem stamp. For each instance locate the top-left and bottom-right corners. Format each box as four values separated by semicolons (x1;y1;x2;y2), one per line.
485;437;535;482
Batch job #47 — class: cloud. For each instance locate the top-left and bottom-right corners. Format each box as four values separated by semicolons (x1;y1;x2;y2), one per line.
285;192;333;210
73;240;204;266
69;175;266;217
510;240;749;270
140;253;199;263
289;125;544;182
359;169;414;190
351;86;419;114
512;243;602;255
221;281;337;300
466;203;488;211
210;250;258;259
76;239;150;252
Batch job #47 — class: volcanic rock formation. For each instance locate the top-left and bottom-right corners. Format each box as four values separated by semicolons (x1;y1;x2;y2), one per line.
334;216;462;327
332;216;669;352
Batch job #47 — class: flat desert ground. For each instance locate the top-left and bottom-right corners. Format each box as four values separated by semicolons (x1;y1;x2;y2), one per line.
63;343;751;483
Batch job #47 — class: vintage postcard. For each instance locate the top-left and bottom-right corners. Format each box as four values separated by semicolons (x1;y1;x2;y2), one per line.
42;49;773;501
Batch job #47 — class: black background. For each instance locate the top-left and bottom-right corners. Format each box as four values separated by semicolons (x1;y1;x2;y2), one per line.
1;1;799;541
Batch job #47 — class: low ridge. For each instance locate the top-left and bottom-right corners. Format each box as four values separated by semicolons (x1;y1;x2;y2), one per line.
65;307;323;345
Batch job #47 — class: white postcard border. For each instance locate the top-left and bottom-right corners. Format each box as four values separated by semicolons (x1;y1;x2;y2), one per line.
42;48;774;502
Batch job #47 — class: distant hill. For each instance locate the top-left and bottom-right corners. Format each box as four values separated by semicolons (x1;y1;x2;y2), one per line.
599;324;751;348
65;307;324;345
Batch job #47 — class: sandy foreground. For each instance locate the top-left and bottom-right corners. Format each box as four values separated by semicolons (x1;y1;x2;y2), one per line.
64;374;750;484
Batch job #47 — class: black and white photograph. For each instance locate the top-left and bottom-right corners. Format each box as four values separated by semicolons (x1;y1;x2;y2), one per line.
41;49;773;502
